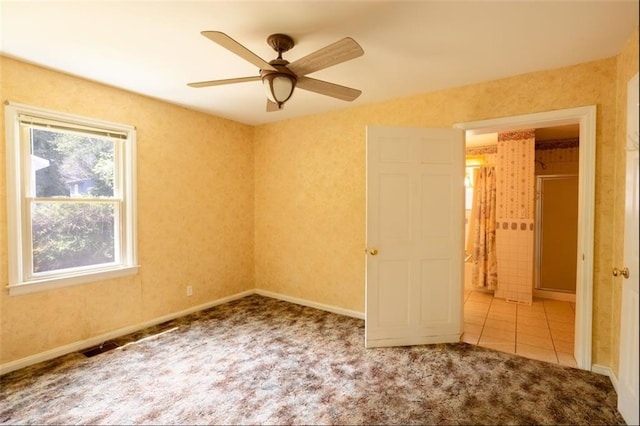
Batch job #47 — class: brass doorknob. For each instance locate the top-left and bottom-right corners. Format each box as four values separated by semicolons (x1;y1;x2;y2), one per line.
612;267;630;279
369;248;379;256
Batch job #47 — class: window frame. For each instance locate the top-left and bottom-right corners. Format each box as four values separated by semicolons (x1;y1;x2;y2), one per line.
5;102;138;296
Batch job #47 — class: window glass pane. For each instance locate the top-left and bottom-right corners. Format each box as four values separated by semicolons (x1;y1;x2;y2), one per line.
30;128;115;198
464;167;475;210
31;202;116;273
465;187;474;210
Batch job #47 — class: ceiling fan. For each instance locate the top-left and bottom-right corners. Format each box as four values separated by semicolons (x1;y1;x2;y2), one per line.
187;31;364;111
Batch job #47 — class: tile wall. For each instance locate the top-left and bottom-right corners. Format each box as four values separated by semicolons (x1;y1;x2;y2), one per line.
496;220;535;303
495;131;536;303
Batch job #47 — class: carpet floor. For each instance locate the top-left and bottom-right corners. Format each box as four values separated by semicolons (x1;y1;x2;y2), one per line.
0;295;625;425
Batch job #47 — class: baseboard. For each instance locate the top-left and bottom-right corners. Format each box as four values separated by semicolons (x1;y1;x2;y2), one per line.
591;364;619;392
254;289;365;320
5;287;606;379
0;289;363;375
533;289;576;303
0;289;254;376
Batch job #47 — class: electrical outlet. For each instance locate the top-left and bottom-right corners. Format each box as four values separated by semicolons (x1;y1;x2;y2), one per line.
186;285;193;297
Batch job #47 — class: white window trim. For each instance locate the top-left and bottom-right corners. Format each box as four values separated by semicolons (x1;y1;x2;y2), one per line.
4;102;139;296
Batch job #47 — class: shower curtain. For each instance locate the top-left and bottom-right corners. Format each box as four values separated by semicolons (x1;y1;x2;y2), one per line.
471;166;498;290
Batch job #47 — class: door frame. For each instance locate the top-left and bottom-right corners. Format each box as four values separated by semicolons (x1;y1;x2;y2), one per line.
454;105;596;371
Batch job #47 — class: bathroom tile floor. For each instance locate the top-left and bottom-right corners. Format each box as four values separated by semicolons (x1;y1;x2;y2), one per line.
462;289;577;368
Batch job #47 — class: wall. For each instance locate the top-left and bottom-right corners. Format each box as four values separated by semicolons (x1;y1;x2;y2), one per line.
0;57;256;365
254;54;622;368
535;146;579;175
494;130;535;303
611;28;639;377
1;28;637;372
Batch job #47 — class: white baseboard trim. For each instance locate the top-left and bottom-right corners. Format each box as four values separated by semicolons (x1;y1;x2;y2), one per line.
592;364;619;392
0;289;254;376
254;289;365;320
5;285;616;384
0;289;363;376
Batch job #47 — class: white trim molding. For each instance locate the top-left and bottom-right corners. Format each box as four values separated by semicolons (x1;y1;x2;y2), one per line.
4;101;138;295
255;289;365;320
592;364;619;392
0;290;254;376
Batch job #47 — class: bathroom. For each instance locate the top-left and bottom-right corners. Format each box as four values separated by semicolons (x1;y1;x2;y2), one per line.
461;125;579;366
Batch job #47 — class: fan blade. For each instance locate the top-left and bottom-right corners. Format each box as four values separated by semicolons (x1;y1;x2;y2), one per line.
187;76;261;88
296;76;361;101
266;100;282;112
201;31;276;71
288;37;363;76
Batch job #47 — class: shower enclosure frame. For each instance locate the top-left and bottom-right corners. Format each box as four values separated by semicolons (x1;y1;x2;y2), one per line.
534;174;579;302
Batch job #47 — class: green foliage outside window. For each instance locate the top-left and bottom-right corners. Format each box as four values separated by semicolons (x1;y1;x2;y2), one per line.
30;129;116;273
32;203;115;273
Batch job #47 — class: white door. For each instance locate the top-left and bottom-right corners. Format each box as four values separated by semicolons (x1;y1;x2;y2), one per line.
617;72;639;426
365;126;464;348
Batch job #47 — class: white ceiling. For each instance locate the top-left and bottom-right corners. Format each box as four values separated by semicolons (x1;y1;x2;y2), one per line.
1;1;638;126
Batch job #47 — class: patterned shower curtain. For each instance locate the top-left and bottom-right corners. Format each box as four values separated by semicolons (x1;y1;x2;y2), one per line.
471;166;498;290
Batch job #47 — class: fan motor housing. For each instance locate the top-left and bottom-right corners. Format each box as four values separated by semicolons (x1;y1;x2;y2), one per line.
261;59;297;80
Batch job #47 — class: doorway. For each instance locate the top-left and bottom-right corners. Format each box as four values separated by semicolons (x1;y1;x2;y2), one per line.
462;128;579;366
455;105;596;371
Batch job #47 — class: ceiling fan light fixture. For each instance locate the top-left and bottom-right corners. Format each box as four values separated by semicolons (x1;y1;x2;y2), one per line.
262;72;296;107
189;31;364;111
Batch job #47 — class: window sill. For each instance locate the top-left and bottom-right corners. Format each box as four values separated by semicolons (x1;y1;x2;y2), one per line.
7;265;140;296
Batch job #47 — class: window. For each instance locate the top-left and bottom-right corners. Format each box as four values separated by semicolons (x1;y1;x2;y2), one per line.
464;156;484;210
5;102;138;295
464;166;475;210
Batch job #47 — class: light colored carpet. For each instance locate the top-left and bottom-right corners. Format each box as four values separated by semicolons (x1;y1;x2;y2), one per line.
0;295;624;425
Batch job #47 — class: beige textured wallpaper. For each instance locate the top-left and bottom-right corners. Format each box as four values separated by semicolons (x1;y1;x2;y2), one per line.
0;56;255;364
254;55;622;368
